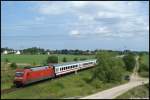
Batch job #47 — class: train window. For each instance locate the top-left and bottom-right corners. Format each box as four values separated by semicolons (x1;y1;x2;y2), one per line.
15;72;24;77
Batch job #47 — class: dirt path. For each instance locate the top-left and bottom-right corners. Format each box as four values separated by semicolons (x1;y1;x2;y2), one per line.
80;56;149;99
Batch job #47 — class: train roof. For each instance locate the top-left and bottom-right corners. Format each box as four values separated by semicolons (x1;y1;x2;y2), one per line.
52;59;96;67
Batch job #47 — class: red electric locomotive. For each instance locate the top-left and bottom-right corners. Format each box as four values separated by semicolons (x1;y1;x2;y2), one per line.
13;65;55;87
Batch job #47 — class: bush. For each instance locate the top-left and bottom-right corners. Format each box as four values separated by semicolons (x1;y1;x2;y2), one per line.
123;54;136;71
46;56;58;64
10;62;17;69
92;51;125;83
62;57;67;62
32;62;36;66
73;57;78;61
139;63;149;72
90;79;103;89
5;58;9;63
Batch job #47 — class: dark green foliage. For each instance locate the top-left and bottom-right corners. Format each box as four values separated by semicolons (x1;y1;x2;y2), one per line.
5;58;9;63
80;58;87;61
46;56;58;64
22;47;45;54
32;62;36;66
138;55;149;77
10;62;17;69
139;63;149;72
123;54;136;71
73;57;78;61
62;57;67;62
92;52;125;83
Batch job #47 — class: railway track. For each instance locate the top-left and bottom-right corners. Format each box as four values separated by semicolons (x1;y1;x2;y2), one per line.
1;87;21;94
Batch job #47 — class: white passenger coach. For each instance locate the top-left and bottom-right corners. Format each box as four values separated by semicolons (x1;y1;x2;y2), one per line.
52;59;97;76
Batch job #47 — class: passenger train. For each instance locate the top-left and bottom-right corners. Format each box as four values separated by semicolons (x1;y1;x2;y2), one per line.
13;59;97;87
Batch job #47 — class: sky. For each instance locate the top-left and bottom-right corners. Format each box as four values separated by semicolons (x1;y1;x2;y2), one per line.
1;1;149;51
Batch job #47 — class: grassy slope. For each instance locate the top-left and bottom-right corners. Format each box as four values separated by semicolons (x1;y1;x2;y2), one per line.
1;67;127;99
116;84;149;99
141;54;149;66
139;54;149;77
1;54;95;65
1;54;94;90
1;54;129;99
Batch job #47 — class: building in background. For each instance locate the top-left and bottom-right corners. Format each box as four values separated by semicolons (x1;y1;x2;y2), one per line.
3;50;8;54
16;50;21;55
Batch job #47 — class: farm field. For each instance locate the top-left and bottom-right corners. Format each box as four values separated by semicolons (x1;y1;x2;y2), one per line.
1;54;95;65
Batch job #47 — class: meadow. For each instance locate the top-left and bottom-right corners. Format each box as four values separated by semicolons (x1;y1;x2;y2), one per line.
138;54;149;77
1;53;142;99
1;54;95;90
1;54;95;65
1;66;127;99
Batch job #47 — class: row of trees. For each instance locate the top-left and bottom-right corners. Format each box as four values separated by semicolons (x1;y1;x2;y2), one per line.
90;51;136;83
2;47;148;55
45;56;87;64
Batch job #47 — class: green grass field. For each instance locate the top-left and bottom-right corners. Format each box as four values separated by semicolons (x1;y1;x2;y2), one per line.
138;54;149;77
1;67;127;99
1;54;95;65
116;83;149;99
1;54;130;99
140;54;149;67
1;54;95;90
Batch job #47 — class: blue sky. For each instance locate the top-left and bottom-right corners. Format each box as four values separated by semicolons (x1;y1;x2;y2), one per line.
1;1;149;51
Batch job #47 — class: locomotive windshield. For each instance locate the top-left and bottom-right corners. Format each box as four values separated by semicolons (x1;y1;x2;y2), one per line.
15;72;24;77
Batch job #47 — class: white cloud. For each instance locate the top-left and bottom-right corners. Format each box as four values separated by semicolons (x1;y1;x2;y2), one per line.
95;27;109;34
70;1;89;8
70;30;80;36
32;1;148;39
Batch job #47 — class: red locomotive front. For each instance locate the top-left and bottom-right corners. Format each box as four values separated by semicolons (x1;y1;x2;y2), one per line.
14;65;55;87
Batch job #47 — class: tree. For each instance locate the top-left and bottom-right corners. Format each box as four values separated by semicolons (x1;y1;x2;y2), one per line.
73;57;78;61
123;54;136;71
10;62;17;69
91;51;125;83
46;56;58;64
62;57;67;62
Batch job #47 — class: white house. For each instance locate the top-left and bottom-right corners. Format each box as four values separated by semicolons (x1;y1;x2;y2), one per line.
47;52;50;55
3;50;8;54
16;50;21;55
